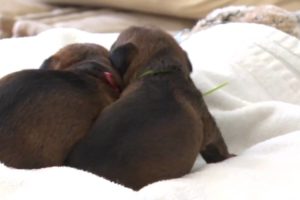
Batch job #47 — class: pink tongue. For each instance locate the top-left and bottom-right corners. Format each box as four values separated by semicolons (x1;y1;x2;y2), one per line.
104;72;119;92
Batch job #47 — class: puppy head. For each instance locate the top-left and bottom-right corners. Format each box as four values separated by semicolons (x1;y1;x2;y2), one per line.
110;26;192;84
41;43;123;92
40;43;112;71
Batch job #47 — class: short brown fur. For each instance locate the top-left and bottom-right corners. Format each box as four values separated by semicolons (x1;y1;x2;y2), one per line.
66;27;233;190
0;43;121;168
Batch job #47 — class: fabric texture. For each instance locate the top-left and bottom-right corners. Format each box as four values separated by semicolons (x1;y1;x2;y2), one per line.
0;0;194;38
0;23;300;199
192;5;300;39
0;0;53;37
2;0;300;38
34;0;300;19
12;8;194;37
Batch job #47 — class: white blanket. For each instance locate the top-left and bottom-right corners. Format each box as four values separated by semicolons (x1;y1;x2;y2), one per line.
0;23;300;200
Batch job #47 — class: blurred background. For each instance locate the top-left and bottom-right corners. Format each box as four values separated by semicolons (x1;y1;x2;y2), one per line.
1;0;300;38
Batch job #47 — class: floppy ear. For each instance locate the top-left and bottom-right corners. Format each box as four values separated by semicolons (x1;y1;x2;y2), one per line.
184;51;193;73
40;56;56;70
109;42;137;77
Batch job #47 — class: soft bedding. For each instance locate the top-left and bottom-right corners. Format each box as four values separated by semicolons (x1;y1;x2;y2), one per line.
1;23;300;199
3;0;300;40
36;0;300;19
0;0;194;38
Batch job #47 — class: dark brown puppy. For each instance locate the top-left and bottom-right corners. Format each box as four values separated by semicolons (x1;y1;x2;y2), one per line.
0;43;121;169
65;27;233;190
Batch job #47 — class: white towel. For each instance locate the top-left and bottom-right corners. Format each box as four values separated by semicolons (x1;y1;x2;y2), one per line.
0;23;300;200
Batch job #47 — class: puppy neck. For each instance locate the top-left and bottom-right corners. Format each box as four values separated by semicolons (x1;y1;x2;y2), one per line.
125;51;190;85
137;66;181;79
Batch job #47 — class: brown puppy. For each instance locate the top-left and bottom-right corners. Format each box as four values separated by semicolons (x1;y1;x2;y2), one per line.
65;27;233;190
0;43;121;169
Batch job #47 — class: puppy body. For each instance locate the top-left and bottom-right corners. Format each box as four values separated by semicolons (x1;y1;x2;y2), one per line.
66;28;232;190
0;43;121;168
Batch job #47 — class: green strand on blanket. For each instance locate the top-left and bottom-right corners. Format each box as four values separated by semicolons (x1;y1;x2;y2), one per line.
203;82;228;96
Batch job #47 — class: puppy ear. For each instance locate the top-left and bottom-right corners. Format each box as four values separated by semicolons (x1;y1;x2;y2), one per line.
184;52;193;73
109;42;137;76
40;56;55;70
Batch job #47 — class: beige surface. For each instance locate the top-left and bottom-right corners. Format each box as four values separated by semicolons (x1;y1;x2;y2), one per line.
0;0;53;17
0;0;54;37
0;0;194;38
12;8;194;37
34;0;300;19
2;0;300;38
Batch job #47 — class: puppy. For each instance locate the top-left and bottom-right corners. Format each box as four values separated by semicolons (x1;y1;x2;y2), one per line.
0;43;121;169
65;27;233;190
